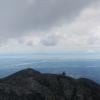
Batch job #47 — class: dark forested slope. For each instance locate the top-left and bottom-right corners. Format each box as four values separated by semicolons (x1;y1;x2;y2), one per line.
0;68;100;100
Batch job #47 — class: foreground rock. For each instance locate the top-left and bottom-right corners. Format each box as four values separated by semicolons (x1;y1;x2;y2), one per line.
0;68;100;100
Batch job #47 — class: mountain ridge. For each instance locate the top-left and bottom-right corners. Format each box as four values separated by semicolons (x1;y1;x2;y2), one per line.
0;68;100;100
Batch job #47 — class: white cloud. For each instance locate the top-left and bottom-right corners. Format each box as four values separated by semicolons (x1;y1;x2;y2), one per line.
41;1;100;51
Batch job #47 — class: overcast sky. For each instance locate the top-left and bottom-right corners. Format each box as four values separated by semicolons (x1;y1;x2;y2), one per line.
0;0;100;54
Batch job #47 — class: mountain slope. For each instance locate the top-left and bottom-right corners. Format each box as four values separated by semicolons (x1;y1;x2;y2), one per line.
0;68;100;100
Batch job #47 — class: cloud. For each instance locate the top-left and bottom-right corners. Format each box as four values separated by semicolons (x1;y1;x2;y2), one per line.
0;0;94;37
18;1;100;51
39;1;100;50
41;34;60;46
0;0;100;52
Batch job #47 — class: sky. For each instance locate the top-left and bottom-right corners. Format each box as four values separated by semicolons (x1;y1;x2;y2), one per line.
0;0;100;55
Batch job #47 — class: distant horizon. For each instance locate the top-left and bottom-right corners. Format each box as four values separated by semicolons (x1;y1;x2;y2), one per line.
0;51;100;60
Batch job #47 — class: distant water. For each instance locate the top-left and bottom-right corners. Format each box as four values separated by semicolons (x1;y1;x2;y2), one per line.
0;55;100;83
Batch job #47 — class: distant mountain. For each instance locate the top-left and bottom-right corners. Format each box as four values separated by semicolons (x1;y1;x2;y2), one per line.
0;68;100;100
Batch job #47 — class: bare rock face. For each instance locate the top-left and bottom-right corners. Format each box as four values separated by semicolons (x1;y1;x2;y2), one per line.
0;68;100;100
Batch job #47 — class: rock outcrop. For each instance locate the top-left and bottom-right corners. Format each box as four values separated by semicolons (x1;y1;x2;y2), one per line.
0;68;100;100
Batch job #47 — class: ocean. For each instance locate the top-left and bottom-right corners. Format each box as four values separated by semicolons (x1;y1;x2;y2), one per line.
0;55;100;83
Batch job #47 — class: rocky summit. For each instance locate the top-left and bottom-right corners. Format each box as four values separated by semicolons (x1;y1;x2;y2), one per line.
0;68;100;100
